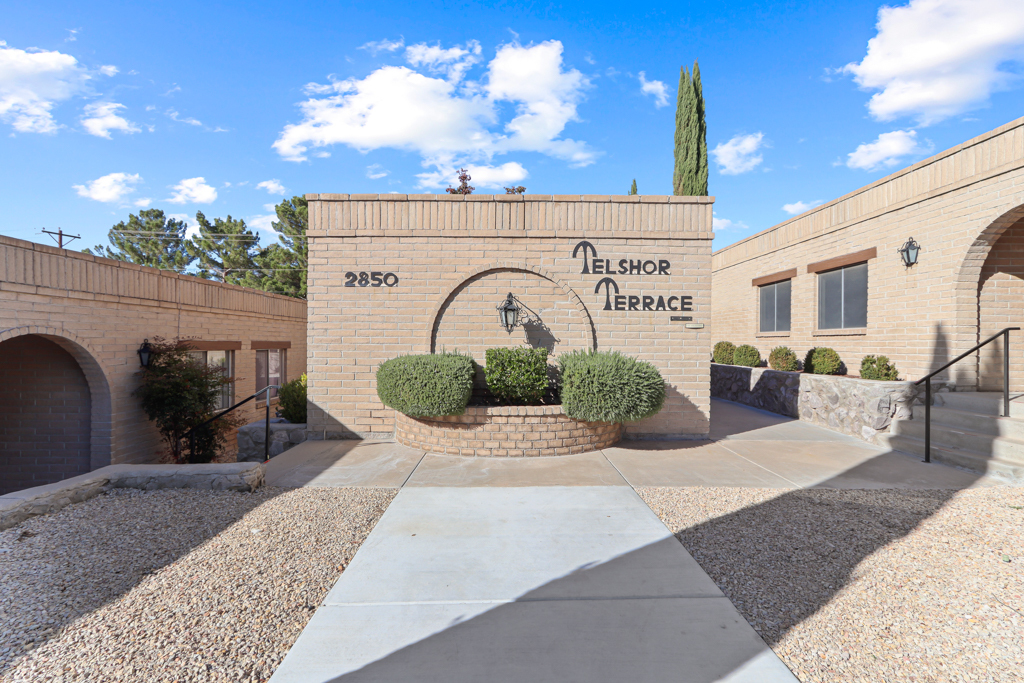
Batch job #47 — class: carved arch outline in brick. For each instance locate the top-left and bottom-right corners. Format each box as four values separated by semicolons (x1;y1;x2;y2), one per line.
0;325;113;470
952;198;1024;388
427;262;597;353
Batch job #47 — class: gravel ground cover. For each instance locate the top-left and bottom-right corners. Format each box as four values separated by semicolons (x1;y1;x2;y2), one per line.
0;486;396;682
638;486;1024;683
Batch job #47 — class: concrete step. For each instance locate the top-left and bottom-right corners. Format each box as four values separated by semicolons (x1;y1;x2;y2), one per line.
934;391;1024;417
891;417;1024;460
879;433;1024;483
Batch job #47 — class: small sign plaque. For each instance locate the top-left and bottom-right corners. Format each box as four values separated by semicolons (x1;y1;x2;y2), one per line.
670;316;692;322
685;323;704;329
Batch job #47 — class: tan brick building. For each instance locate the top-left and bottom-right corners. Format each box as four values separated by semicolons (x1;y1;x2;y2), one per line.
305;194;714;441
0;236;306;494
711;116;1024;389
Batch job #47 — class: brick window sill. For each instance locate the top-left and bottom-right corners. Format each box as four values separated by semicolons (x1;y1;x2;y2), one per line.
813;328;868;337
755;331;791;338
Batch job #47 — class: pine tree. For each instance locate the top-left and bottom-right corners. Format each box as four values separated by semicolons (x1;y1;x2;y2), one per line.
83;209;195;272
242;196;308;299
187;212;260;286
673;60;708;196
629;179;638;195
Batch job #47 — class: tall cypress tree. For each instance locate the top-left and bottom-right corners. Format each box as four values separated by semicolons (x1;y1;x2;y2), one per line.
673;60;708;196
629;179;638;196
83;209;195;272
187;212;260;286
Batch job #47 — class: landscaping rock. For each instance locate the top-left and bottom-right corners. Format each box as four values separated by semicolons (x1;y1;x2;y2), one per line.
237;419;308;462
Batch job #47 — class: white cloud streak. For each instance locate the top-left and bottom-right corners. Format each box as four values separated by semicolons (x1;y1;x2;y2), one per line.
358;38;405;55
80;101;140;138
366;164;388;179
712;214;748;231
845;129;932;171
73;172;141;203
405;41;482;82
842;0;1024;125
782;200;823;215
168;177;218;204
256;179;286;195
638;71;669;107
416;162;527;190
712;133;765;175
166;109;202;126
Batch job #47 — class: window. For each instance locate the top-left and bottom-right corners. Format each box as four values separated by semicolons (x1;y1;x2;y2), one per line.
759;279;791;332
187;350;235;410
818;262;868;329
256;349;286;399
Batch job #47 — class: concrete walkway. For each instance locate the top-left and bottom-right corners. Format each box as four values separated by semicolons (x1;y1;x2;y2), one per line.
268;400;1000;682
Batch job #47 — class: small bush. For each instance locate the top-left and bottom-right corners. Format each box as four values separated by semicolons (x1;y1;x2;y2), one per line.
278;373;307;423
804;347;844;375
733;345;762;367
559;350;665;423
485;347;550;404
768;346;800;371
860;355;899;381
376;353;475;417
713;341;736;365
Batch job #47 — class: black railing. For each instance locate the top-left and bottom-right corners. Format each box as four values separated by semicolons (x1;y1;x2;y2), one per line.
915;327;1019;463
183;385;279;462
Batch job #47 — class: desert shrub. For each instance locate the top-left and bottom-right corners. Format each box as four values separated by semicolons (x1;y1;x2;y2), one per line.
559;350;665;423
278;373;307;423
376;353;475;417
768;346;800;371
804;347;844;375
713;341;736;365
860;355;900;381
733;345;762;367
133;337;239;464
485;347;550;404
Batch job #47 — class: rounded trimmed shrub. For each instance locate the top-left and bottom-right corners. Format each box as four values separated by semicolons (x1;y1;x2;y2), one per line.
713;341;736;365
559;350;665;423
278;373;307;423
860;355;899;381
733;345;762;367
768;346;800;372
485;347;550;404
376;352;475;417
804;347;844;375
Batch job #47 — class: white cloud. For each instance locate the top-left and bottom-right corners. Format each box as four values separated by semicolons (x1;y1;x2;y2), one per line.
99;65;118;77
712;133;765;175
256;179;286;195
405;41;482;82
366;164;388;179
168;177;218;204
166;109;202;126
134;197;152;208
170;213;199;239
842;0;1024;125
845;129;932;171
782;200;823;215
248;204;281;235
359;38;405;55
712;213;748;231
72;172;141;203
274;40;595;186
80;101;140;138
417;162;527;190
638;71;669;107
65;29;80;43
0;41;100;133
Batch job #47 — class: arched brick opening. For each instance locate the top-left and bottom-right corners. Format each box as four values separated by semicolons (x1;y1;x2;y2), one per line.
977;213;1024;391
0;327;113;494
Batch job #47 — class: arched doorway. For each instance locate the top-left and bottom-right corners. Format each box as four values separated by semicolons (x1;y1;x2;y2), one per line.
0;332;111;495
977;213;1024;391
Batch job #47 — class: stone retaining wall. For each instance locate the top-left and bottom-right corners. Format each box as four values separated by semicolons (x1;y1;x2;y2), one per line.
710;363;956;444
237;420;308;462
394;405;621;457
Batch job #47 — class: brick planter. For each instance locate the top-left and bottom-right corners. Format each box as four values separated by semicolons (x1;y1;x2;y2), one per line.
394;405;622;457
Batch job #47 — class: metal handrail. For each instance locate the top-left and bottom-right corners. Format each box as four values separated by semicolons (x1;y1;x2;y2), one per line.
915;327;1019;463
183;385;279;462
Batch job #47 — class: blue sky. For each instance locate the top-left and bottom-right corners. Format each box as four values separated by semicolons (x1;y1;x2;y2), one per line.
2;0;1023;253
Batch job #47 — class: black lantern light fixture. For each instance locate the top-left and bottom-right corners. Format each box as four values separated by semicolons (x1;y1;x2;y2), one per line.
898;236;921;267
496;292;522;333
137;339;153;368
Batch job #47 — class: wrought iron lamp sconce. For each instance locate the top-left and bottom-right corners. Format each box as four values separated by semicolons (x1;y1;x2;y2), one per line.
898;236;921;267
496;292;539;334
137;339;153;368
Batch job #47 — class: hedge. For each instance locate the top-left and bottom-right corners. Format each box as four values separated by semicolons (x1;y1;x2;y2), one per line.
376;353;475;417
733;345;761;367
860;355;899;381
713;341;736;365
278;373;307;423
804;347;844;375
559;350;665;423
485;347;550;404
768;346;800;372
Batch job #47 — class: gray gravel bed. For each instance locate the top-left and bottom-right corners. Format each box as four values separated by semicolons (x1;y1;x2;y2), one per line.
637;486;1024;682
0;486;396;682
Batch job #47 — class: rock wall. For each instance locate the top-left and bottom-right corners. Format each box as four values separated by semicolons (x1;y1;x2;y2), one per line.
237;419;308;462
710;363;956;444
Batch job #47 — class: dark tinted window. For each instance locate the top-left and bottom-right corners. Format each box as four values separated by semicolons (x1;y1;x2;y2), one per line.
759;279;792;332
818;262;868;329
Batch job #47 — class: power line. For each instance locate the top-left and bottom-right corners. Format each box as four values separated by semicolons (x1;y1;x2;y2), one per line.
42;228;81;249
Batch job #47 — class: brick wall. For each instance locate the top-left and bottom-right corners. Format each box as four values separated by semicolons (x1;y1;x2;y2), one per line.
979;218;1024;390
0;335;91;494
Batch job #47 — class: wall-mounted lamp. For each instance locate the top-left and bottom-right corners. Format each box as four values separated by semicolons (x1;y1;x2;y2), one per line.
137;339;153;368
496;293;522;333
898;236;921;267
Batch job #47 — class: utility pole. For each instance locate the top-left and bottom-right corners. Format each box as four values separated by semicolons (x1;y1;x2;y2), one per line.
41;228;81;249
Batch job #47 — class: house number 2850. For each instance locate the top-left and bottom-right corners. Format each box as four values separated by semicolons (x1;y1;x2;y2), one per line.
344;271;399;287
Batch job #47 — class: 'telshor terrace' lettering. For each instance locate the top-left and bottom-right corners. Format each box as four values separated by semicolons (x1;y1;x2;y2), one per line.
594;277;693;312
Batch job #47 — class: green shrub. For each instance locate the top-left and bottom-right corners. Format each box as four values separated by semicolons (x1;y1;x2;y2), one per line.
860;355;899;381
768;346;800;371
278;373;307;423
559;350;665;423
485;347;550;404
804;347;844;375
376;353;475;417
713;341;736;365
733;345;762;367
